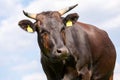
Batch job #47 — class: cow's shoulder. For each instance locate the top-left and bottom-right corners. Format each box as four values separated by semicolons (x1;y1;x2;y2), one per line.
75;22;106;34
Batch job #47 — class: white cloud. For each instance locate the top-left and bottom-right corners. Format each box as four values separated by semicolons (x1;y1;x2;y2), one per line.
114;73;120;80
0;11;37;52
0;0;22;19
114;62;120;80
22;73;47;80
11;60;39;72
23;0;80;13
0;55;25;66
0;0;27;52
99;15;120;30
103;0;120;10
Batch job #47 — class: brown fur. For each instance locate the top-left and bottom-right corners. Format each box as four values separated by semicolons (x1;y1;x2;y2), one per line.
18;12;116;80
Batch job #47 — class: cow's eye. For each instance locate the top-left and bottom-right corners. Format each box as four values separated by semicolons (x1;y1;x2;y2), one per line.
40;30;49;37
40;30;50;51
61;27;65;32
61;27;66;44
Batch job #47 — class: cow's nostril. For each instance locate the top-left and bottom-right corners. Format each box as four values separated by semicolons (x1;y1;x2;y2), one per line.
57;49;62;53
57;47;68;54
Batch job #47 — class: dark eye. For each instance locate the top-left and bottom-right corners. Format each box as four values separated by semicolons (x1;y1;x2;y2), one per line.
40;30;49;37
40;30;50;51
61;27;66;44
61;27;65;32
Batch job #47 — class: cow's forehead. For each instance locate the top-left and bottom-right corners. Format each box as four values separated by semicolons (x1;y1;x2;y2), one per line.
37;11;60;18
41;11;53;16
44;19;63;31
36;11;63;31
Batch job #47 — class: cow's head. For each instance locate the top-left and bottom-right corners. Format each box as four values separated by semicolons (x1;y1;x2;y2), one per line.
18;4;79;60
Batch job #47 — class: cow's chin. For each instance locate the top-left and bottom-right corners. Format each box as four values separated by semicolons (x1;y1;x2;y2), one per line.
50;53;69;61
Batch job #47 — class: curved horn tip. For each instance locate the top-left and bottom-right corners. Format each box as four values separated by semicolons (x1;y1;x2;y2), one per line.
22;10;37;19
23;10;25;14
69;4;78;10
23;10;28;16
73;4;78;7
75;4;78;6
75;4;78;7
59;4;78;15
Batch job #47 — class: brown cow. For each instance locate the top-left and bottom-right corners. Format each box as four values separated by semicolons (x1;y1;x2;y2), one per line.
18;4;116;80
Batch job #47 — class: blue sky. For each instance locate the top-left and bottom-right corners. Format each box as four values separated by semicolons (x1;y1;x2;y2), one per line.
0;0;120;80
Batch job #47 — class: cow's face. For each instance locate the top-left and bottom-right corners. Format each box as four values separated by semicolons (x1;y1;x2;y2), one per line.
18;4;79;60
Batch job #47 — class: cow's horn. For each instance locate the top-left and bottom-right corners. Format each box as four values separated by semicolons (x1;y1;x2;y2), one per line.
23;10;37;19
58;4;78;15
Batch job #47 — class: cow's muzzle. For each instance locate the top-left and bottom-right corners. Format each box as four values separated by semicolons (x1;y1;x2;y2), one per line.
55;46;69;59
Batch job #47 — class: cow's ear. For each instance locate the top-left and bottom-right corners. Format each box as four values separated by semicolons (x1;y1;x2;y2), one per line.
64;13;79;27
18;19;35;33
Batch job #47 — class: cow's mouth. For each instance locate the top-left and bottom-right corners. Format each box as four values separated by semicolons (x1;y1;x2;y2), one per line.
59;53;69;60
51;52;69;61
